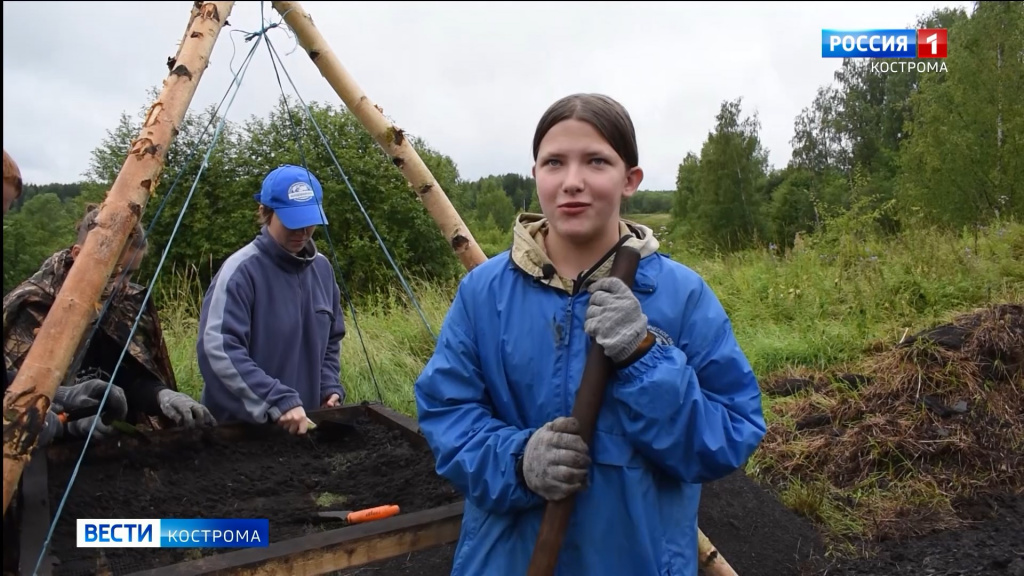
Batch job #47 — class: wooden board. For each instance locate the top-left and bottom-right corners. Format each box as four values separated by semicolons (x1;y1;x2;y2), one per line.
17;403;464;576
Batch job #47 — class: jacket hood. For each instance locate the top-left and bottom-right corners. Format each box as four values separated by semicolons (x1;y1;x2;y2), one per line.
509;212;660;293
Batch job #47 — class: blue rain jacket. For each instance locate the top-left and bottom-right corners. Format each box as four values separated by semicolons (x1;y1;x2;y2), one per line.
414;214;766;576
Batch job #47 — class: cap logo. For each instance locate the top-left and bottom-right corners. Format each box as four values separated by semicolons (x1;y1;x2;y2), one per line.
287;181;315;203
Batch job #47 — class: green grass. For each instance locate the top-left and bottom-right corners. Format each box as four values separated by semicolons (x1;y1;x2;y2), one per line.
162;216;1022;412
155;215;1023;553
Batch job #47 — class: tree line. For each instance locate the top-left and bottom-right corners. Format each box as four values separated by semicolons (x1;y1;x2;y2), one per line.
673;2;1022;252
3;2;1020;297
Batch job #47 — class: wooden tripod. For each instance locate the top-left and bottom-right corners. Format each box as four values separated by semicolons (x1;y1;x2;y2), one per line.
2;3;737;575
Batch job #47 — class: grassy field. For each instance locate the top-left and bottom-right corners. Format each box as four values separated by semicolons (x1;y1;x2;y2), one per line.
157;214;1023;554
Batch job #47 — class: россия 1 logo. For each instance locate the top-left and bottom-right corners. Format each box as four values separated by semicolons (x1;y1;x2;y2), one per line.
821;29;948;73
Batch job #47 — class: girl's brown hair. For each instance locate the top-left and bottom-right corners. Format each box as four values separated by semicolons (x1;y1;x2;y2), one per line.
532;93;639;169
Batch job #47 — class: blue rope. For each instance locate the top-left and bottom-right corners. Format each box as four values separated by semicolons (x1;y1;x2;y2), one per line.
30;26;265;576
260;5;437;344
257;4;383;404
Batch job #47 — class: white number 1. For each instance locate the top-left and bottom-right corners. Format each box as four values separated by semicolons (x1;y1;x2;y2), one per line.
926;33;938;55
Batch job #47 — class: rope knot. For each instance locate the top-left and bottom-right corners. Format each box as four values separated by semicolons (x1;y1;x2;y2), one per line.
244;21;279;42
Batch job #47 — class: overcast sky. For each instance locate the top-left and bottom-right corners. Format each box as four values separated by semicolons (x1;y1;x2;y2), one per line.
3;1;970;191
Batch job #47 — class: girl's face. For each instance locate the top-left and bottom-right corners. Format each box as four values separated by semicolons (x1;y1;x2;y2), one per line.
533;119;643;248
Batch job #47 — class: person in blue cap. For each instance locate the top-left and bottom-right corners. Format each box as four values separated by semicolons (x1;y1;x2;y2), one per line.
196;164;346;434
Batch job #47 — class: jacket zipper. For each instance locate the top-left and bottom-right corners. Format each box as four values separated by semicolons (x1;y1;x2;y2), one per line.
562;293;575;416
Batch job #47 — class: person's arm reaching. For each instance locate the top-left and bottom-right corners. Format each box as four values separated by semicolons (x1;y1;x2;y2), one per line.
199;266;302;423
414;282;544;515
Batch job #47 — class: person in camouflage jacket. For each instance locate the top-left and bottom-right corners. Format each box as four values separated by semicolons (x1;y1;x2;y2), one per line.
3;203;216;440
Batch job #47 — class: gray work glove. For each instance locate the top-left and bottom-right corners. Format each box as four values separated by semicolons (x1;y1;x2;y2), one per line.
584;276;649;364
54;379;130;439
157;389;217;428
522;417;592;501
37;409;64;448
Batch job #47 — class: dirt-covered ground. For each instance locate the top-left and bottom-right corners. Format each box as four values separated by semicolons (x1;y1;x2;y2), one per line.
334;475;1023;576
752;302;1024;576
43;415;461;576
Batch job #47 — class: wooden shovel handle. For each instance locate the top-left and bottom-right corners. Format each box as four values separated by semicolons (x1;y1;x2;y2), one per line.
526;243;642;576
699;528;738;575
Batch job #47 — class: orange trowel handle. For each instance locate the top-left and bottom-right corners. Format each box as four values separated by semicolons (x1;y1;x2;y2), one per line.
346;504;400;524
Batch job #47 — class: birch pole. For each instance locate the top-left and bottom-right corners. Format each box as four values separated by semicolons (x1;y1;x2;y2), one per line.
269;0;488;273
1;0;235;517
269;3;740;574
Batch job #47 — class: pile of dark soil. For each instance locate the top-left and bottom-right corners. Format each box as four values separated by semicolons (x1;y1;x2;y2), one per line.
43;415;461;576
698;469;827;575
758;303;1023;543
820;492;1024;576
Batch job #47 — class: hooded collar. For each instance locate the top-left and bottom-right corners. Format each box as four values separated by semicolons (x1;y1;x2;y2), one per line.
254;226;319;273
509;212;661;295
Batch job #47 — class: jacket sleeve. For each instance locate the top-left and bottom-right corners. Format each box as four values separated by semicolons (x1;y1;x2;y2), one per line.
319;279;346;404
3;298;47;376
414;282;544;515
198;267;303;423
611;278;766;484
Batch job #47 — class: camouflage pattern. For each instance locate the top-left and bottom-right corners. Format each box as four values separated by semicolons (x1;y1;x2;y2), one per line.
2;248;179;431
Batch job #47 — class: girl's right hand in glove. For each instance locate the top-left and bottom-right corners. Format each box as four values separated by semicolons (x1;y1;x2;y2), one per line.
522;416;592;501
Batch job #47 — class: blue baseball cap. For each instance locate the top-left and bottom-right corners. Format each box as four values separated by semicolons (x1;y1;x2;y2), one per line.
254;164;329;229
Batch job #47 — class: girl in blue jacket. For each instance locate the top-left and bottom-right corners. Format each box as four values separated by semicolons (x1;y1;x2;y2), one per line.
413;93;767;576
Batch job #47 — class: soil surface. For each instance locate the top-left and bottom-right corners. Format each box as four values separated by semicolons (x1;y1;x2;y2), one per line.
335;469;830;575
43;415;461;576
40;431;1023;576
698;470;826;575
335;473;1024;576
816;491;1024;576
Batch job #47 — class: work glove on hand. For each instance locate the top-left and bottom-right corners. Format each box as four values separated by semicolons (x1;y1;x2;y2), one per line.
37;409;64;448
54;379;129;439
522;417;592;501
157;389;217;429
584;277;650;364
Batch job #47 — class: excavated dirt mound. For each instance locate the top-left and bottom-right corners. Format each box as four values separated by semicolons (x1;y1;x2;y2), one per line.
819;491;1024;576
759;303;1023;544
43;415;461;576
